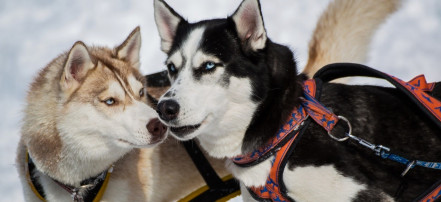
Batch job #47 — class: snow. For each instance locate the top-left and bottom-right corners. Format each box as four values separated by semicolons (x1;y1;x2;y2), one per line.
0;0;440;201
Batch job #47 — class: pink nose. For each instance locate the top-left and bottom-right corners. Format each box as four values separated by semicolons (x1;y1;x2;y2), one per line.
147;118;167;138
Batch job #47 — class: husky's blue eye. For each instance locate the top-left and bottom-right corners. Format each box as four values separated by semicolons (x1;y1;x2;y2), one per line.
104;98;115;105
167;63;177;73
139;88;145;97
204;62;216;70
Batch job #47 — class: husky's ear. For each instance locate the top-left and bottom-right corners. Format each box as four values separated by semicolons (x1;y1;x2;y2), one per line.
60;41;95;93
117;26;141;69
154;0;184;53
231;0;267;51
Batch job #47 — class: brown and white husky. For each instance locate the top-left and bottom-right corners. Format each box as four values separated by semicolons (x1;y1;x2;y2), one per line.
15;26;221;201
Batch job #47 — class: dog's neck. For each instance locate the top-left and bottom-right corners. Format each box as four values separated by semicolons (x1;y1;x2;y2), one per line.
242;42;305;154
197;42;304;158
242;75;305;154
27;151;113;201
197;108;254;158
26;129;129;187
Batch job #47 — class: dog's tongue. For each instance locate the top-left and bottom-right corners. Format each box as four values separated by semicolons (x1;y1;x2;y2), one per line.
147;118;167;139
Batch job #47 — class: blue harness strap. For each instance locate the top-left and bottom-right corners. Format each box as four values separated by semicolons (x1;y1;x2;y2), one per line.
380;152;441;170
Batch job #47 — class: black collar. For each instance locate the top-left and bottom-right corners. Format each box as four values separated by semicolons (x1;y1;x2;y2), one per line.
26;152;112;202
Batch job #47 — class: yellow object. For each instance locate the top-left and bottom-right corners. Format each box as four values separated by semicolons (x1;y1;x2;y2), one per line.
178;174;241;202
92;166;113;202
25;150;112;202
25;152;45;201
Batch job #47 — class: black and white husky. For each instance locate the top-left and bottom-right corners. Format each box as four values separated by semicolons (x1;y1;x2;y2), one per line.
154;0;441;201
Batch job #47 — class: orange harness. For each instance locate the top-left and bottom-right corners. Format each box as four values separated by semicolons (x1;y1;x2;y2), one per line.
232;63;441;202
232;79;328;201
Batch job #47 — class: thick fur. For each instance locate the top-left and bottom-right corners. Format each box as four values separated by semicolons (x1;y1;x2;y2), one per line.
303;0;401;78
153;0;441;201
16;27;229;201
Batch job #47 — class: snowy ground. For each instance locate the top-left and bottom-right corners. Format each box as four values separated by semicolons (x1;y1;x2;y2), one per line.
1;0;440;201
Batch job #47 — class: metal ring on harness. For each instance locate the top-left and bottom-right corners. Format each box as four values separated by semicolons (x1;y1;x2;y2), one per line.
327;116;351;142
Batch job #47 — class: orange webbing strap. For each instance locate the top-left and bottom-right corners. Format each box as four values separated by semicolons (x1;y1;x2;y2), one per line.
249;138;296;201
244;79;318;201
416;181;441;202
407;74;436;92
232;80;317;167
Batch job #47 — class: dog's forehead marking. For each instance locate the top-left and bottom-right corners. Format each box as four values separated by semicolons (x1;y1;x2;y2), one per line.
182;27;206;62
167;26;206;70
100;60;141;101
167;51;183;68
113;70;134;98
108;81;126;99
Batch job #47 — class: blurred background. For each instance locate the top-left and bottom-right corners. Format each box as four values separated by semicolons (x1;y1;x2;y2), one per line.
1;0;440;201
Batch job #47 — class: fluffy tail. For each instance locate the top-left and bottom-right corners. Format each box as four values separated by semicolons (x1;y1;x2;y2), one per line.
302;0;401;78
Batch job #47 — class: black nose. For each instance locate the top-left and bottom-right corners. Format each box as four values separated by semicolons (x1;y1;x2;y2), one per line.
157;100;180;121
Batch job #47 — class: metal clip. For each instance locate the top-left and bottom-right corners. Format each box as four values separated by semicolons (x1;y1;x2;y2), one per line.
374;145;390;156
401;160;416;177
347;133;376;151
71;189;84;202
327;116;351;142
346;131;391;157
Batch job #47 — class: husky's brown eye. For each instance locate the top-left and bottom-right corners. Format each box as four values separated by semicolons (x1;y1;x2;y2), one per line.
139;88;145;97
104;98;116;105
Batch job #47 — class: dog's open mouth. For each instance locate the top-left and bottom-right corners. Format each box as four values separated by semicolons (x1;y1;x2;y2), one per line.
170;124;201;137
